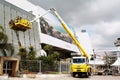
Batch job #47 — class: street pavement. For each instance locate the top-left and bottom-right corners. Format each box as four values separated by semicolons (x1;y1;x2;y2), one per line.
8;74;120;80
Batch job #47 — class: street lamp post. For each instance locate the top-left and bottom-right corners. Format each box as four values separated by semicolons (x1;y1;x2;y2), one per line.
116;46;120;73
93;49;96;74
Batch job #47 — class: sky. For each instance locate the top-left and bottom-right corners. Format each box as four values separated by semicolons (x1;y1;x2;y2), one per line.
6;0;120;50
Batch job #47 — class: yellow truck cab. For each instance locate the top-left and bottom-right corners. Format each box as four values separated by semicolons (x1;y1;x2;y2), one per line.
70;56;91;77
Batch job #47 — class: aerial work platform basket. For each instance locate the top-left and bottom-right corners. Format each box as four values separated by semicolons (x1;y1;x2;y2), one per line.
9;16;32;31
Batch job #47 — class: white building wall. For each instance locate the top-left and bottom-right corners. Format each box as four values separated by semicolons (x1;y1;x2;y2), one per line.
76;31;93;55
40;33;79;53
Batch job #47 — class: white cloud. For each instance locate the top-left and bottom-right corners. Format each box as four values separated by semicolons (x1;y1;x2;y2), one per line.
67;0;120;26
94;21;120;35
89;21;120;49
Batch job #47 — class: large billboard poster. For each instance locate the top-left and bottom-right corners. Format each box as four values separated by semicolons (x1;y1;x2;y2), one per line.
40;14;74;43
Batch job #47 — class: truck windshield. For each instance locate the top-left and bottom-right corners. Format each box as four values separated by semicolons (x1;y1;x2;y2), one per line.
73;58;86;63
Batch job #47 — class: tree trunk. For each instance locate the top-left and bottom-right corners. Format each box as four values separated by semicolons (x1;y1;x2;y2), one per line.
15;30;22;47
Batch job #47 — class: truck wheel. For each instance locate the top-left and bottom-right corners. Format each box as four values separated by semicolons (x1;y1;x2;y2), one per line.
71;73;76;77
88;72;91;76
85;73;89;78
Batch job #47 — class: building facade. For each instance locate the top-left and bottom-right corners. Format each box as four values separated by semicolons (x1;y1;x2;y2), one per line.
0;0;93;58
0;0;40;57
0;0;79;58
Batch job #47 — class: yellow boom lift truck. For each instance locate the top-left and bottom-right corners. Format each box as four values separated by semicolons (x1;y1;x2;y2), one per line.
50;8;92;78
9;8;92;78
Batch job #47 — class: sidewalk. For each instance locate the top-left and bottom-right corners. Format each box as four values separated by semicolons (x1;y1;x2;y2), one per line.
0;74;70;80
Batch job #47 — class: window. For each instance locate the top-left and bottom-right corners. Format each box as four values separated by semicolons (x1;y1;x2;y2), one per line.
73;58;86;63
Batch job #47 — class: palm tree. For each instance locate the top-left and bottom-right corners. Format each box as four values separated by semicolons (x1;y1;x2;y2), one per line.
0;25;8;43
104;52;117;69
0;25;14;56
43;44;53;55
18;47;28;60
27;46;36;60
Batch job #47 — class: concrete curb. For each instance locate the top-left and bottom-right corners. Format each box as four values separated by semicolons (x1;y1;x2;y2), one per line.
0;75;8;80
36;74;69;78
22;74;69;78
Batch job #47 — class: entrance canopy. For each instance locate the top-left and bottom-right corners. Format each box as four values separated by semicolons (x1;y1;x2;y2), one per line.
40;33;79;53
112;57;120;66
89;59;104;65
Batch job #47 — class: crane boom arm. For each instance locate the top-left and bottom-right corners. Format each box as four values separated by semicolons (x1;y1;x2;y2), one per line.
50;8;90;59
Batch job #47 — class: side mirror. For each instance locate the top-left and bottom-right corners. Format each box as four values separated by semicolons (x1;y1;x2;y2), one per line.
86;59;89;63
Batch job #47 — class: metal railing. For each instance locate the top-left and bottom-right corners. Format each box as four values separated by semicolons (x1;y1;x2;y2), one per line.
19;60;70;74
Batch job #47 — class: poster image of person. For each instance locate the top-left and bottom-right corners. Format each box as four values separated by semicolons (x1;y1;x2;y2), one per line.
40;18;73;43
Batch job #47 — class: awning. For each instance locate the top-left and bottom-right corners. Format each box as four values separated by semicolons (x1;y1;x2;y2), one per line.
112;57;120;66
89;59;104;65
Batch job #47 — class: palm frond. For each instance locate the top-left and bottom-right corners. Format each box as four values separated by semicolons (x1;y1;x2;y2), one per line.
0;25;4;32
0;25;14;56
0;32;8;43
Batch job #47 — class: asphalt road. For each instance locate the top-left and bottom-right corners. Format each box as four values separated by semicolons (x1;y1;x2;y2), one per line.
8;75;120;80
